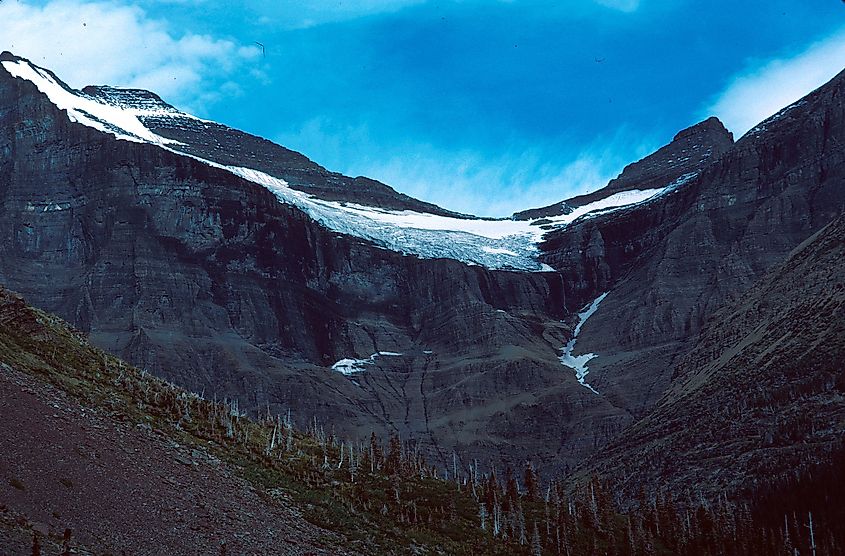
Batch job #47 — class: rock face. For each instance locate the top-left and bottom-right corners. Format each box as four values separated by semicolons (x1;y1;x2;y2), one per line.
0;50;843;487
0;53;629;474
538;70;845;423
577;214;845;502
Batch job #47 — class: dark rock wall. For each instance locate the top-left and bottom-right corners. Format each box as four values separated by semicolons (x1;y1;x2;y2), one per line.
540;71;845;418
580;214;845;503
0;62;625;474
2;52;843;480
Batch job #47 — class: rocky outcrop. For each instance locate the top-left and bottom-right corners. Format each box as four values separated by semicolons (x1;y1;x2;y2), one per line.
572;116;733;205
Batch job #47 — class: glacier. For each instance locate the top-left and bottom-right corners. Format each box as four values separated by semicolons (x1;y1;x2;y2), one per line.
2;57;681;272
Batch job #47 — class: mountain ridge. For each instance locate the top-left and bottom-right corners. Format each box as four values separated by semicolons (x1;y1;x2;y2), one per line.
574;213;845;503
512;116;734;221
0;49;843;491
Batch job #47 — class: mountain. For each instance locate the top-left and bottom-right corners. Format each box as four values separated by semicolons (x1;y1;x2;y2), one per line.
512;116;734;221
0;285;536;555
3;284;844;555
0;52;601;475
576;212;845;502
78;83;468;218
0;287;357;555
536;68;845;425
0;49;843;496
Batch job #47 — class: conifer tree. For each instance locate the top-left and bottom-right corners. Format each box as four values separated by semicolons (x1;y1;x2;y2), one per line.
524;461;539;501
531;522;542;556
369;432;383;472
385;434;402;475
61;529;72;556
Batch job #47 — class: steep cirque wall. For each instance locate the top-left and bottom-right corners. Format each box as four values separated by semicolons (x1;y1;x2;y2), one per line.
1;49;843;479
539;69;845;424
0;53;630;473
579;214;845;502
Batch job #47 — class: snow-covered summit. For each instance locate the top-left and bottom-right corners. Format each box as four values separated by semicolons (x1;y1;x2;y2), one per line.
0;53;687;271
1;56;183;145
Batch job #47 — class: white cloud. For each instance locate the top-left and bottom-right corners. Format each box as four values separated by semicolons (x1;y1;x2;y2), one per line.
248;0;427;29
277;118;652;217
358;149;623;217
704;26;845;136
0;0;260;114
594;0;640;12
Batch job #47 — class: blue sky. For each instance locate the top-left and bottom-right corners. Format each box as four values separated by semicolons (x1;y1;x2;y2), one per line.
2;1;845;215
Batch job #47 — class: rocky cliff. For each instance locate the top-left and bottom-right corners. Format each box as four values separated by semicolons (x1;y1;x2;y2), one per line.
576;213;845;502
0;50;843;485
538;69;845;423
0;52;625;474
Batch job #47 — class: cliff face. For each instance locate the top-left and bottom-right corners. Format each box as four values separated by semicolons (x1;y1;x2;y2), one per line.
1;50;843;483
538;70;845;419
0;53;628;473
578;214;845;502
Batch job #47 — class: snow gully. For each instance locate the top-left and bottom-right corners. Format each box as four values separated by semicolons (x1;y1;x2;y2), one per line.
559;293;608;394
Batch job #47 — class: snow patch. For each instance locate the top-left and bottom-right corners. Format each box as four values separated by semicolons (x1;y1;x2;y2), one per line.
543;189;667;228
331;358;372;375
1;59;183;145
559;292;608;394
330;351;403;375
2;57;691;272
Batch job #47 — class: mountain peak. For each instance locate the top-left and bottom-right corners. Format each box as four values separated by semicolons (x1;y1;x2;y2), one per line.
514;117;734;220
672;115;733;144
566;116;734;206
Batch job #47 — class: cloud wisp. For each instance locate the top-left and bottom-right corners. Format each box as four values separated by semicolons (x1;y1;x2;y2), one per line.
359;148;627;217
277;118;652;217
0;0;261;114
247;0;427;29
594;0;641;12
704;26;845;136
